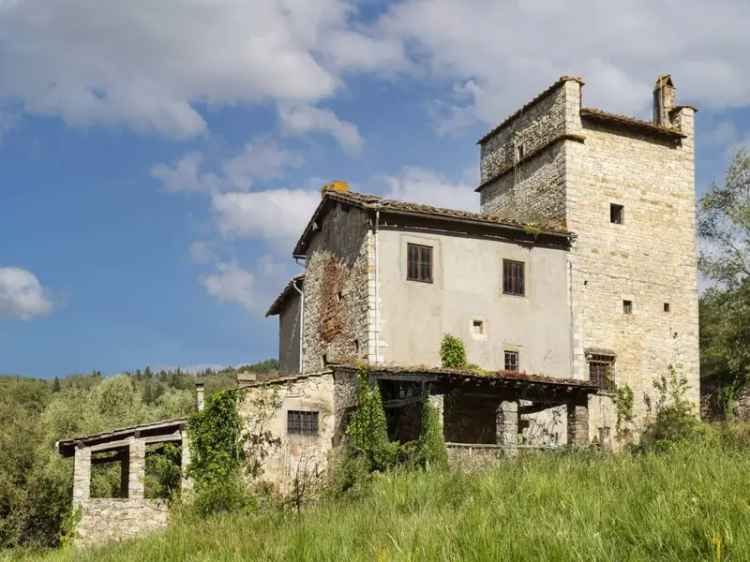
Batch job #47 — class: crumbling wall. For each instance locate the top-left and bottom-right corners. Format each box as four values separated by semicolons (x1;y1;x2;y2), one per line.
302;203;371;373
75;499;168;547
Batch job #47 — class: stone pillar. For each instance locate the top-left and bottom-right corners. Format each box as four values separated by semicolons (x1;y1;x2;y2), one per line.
73;446;91;504
180;431;193;494
128;438;146;500
428;393;444;437
496;400;519;457
567;395;590;448
119;449;130;498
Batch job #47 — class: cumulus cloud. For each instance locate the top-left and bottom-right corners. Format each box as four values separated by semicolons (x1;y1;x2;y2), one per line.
151;141;302;193
383;166;478;212
212;189;320;246
279;104;363;154
0;267;53;320
0;0;394;138
200;258;289;314
377;0;750;129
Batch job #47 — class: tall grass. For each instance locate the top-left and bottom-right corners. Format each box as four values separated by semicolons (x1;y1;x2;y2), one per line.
6;430;750;562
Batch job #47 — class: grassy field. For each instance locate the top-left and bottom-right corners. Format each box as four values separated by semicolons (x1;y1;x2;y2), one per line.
6;431;750;562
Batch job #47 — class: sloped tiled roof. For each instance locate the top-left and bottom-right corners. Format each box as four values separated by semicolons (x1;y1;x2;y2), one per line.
293;188;571;257
266;274;304;317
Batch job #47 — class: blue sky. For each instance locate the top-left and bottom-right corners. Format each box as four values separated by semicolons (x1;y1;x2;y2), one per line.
1;0;749;378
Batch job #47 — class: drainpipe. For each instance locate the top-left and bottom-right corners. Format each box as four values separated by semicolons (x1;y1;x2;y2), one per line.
292;278;304;374
373;208;380;365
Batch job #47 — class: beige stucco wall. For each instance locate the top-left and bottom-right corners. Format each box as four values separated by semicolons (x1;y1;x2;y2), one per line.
375;229;573;377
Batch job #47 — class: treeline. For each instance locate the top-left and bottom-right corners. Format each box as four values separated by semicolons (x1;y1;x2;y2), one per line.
0;359;277;550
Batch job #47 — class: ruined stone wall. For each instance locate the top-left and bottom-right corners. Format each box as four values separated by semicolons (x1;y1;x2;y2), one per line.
278;291;301;374
239;373;337;495
75;499;169;547
302;202;371;373
479;79;582;226
566;107;699;432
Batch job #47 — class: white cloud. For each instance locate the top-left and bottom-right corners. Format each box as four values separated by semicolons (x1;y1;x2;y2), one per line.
377;0;750;128
279;104;363;154
383;166;478;212
200;257;290;314
0;267;53;320
212;189;320;246
151;141;301;193
0;0;396;138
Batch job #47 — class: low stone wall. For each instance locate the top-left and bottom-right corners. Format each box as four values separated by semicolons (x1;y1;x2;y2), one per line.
75;498;169;547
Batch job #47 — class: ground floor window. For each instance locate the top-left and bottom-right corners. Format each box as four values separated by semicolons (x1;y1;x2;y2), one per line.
504;350;519;372
588;355;615;392
288;410;319;436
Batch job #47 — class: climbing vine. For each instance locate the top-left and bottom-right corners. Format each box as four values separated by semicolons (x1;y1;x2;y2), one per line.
613;383;635;442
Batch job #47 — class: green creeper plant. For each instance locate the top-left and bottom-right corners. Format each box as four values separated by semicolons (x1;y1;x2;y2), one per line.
441;334;467;369
414;400;448;470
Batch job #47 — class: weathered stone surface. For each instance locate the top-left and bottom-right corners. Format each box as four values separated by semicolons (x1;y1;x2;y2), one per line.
496;400;519;455
75;499;168;548
73;447;91;504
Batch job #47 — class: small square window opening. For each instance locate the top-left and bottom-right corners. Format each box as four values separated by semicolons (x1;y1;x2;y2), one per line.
472;320;484;336
664;302;670;313
623;300;633;314
504;350;519;372
610;203;624;224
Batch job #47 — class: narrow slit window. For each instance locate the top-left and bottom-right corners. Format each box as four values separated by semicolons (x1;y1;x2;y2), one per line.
407;243;433;283
623;300;633;314
610;204;624;224
664;302;670;313
288;410;319;436
503;260;525;296
504;350;519;372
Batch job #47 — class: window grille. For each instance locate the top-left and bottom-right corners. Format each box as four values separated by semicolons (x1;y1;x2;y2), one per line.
504;350;519;372
288;410;319;436
589;355;615;392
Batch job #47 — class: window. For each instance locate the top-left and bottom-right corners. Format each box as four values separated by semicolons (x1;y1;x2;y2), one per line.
503;260;525;296
407;243;433;283
504;350;519;372
517;143;525;160
610;203;624;224
623;300;633;314
664;302;670;313
472;320;484;336
288;410;319;436
589;355;615;392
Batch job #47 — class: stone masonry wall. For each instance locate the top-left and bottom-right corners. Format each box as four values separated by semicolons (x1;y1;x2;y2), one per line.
239;373;337;495
75;499;169;547
566;108;700;431
480;79;583;227
302;202;372;373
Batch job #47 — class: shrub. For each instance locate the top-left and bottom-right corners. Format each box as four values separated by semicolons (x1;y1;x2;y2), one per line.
639;367;700;451
414;401;448;470
189;475;255;519
440;335;466;369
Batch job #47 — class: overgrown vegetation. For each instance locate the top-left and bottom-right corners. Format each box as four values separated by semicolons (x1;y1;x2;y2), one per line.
440;334;466;369
9;426;750;562
0;360;276;549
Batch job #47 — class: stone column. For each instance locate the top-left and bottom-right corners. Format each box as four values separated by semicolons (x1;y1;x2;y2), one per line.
567;395;590;448
119;449;130;498
180;431;193;494
73;446;91;504
128;438;146;500
428;393;444;437
496;400;519;457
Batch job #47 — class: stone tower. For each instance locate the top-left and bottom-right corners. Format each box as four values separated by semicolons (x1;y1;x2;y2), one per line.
477;75;699;434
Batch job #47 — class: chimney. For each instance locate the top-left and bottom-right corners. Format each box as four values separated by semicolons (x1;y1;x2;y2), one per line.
653;74;676;127
195;381;205;412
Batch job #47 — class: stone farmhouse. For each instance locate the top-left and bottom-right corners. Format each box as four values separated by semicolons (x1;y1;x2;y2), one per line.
58;74;699;544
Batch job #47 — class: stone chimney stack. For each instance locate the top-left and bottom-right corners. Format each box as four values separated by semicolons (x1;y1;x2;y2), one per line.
195;381;205;412
653;74;676;127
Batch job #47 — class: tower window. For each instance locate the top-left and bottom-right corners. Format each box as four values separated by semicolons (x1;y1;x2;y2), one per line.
407;243;433;283
517;143;525;160
664;303;670;313
504;350;519;372
472;320;485;336
610;204;624;224
503;260;525;296
623;300;633;314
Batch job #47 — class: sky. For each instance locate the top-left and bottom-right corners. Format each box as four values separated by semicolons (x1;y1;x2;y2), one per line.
2;0;750;378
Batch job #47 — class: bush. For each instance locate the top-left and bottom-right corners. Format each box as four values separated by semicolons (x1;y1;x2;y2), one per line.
189;476;255;519
414;401;448;470
440;335;466;369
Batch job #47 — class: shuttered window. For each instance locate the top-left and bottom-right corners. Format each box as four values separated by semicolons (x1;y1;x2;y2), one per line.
407;243;433;283
503;260;525;296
